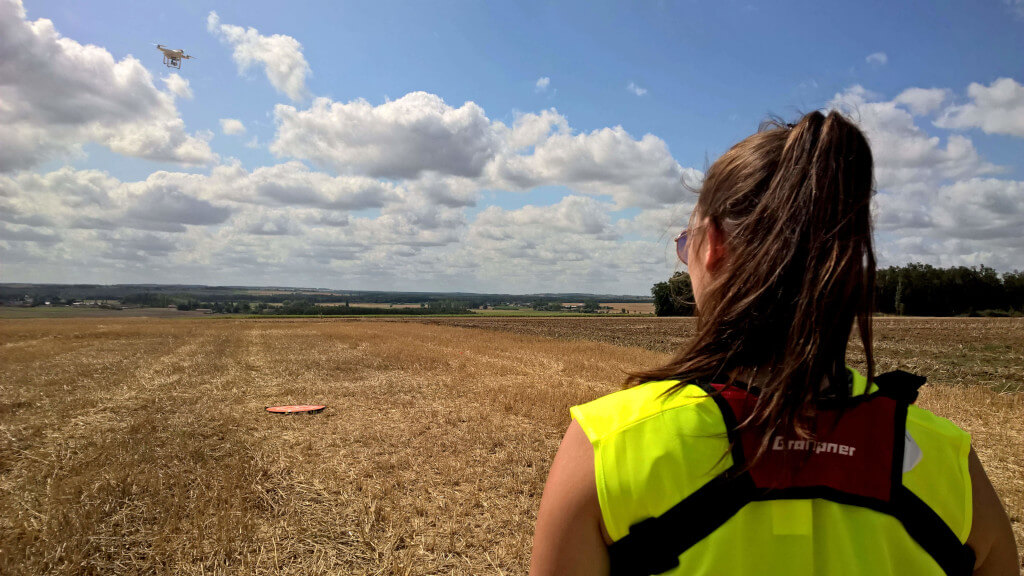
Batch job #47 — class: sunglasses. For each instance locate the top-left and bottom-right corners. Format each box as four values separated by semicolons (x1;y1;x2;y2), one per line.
674;229;690;265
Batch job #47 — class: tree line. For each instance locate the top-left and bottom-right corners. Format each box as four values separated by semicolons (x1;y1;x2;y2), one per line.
270;299;472;315
652;264;1024;317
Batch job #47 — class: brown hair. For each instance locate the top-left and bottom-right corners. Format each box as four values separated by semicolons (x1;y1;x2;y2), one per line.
629;110;876;462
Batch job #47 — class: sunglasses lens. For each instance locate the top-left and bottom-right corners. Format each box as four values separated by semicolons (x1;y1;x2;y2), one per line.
676;230;688;265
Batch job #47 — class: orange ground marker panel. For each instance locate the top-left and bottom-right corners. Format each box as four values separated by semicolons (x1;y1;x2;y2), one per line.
266;405;326;414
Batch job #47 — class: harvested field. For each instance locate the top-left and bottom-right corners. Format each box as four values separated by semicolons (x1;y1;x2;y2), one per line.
0;317;1021;574
402;316;1024;393
600;302;655;314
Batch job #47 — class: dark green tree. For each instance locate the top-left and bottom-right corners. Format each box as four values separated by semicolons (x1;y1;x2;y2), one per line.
652;272;695;316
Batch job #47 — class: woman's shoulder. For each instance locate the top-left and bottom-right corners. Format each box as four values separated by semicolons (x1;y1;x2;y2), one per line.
570;379;715;444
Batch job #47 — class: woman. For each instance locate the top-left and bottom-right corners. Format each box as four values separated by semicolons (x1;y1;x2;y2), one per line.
529;111;1018;576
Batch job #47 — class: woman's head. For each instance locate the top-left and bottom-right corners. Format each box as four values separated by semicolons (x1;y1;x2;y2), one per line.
635;110;876;456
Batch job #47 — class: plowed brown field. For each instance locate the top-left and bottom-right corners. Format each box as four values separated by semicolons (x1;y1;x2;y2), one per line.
1;317;1021;575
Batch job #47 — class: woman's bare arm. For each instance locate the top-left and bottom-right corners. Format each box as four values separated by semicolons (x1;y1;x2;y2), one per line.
530;420;610;576
966;448;1019;575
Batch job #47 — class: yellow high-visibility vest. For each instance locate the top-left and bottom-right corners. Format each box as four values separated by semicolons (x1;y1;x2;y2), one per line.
570;368;974;576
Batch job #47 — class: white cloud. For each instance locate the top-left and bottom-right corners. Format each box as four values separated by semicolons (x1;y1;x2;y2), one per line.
207;11;311;102
234;207;298;236
402;173;479;208
162;73;193;99
932;178;1024;236
474;195;616;239
501;109;570;150
271;92;694;209
0;0;215;171
0;161;404;242
893;87;948;116
100;230;180;262
489;123;698;209
829;85;999;192
0;160;689;292
121;178;231;231
866;52;888;66
0;221;59;245
627;81;648;96
535;76;550;92
934;77;1024;137
220;118;246;135
204;161;400;210
455;196;677;292
828;84;1024;271
0;167;229;235
271;92;498;178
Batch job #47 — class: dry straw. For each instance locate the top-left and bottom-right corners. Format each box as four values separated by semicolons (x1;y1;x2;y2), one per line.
1;317;1020;574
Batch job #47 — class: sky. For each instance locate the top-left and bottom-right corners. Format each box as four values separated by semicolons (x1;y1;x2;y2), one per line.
1;0;1023;295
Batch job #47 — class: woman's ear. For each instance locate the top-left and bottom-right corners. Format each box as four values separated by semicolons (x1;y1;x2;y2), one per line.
703;219;727;273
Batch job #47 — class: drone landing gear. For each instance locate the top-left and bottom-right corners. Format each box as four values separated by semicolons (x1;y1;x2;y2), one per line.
163;56;182;69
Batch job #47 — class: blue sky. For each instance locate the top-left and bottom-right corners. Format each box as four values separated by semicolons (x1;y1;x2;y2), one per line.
2;0;1024;293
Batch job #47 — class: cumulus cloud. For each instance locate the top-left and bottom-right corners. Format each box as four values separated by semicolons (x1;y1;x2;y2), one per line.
893;87;948;116
0;0;215;171
0;167;229;238
207;11;311;102
0;221;59;245
932;178;1024;237
0;162;401;238
0;157;690;292
829;84;1024;270
474;196;616;240
490;123;698;209
455;196;676;291
235;208;298;236
935;77;1024;137
501;109;570;150
220;118;246;135
865;52;888;66
121;177;231;231
830;85;999;191
535;76;550;92
271;91;694;209
100;231;179;262
271;92;498;178
463;199;609;271
204;161;400;210
162;73;193;99
0;162;440;283
627;81;648;96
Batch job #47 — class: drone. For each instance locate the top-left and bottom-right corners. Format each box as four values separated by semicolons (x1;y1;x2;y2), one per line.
156;44;194;69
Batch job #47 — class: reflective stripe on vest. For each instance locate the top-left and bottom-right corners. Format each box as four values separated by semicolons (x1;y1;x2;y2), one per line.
569;368;974;576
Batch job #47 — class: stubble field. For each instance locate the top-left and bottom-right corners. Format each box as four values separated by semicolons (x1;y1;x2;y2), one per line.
1;317;1021;575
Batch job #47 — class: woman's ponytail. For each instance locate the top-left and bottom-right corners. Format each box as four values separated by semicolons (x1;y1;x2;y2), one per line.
629;109;876;464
